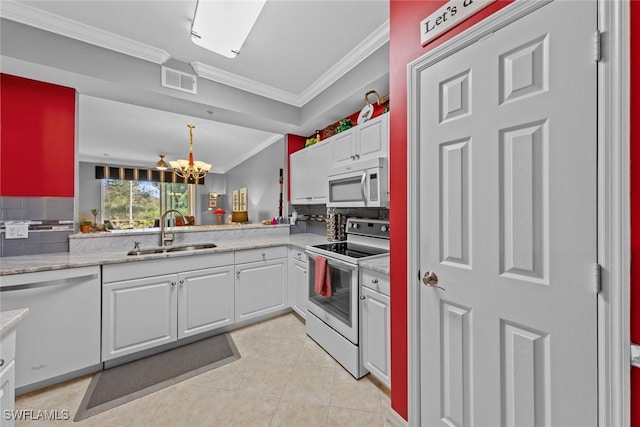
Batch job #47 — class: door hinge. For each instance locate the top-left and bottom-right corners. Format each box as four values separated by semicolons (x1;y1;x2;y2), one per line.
593;263;602;294
594;30;602;62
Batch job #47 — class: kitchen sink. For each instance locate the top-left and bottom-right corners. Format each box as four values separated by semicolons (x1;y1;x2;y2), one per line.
166;243;217;252
127;243;217;256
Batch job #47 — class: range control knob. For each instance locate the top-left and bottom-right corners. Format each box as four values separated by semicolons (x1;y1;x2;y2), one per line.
351;223;359;229
381;225;389;232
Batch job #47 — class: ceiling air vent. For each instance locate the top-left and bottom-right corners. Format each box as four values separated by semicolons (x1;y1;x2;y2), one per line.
161;66;197;94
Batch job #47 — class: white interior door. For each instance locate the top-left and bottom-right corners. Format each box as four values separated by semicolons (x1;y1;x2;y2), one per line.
415;1;598;426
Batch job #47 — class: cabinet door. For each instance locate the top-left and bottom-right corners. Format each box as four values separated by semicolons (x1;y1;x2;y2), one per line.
290;150;310;204
235;259;287;322
290;257;308;318
178;266;234;339
329;129;356;168
0;360;15;427
102;274;177;361
361;285;391;387
357;114;388;160
308;142;330;202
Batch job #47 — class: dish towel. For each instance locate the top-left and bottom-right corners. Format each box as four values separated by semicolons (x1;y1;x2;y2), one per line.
314;256;332;297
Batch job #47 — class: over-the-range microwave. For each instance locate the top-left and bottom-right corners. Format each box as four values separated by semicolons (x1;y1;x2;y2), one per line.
326;157;389;208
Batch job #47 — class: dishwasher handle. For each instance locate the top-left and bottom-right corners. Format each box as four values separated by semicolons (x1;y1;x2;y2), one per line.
0;272;99;292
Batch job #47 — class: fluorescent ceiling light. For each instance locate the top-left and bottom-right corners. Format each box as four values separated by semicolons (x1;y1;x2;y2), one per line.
191;0;267;58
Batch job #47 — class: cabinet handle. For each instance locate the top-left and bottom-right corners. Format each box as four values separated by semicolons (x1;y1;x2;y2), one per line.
0;359;4;368
236;271;240;276
350;155;356;160
372;279;378;284
297;252;301;256
179;279;185;285
360;296;366;300
262;252;266;257
171;281;177;286
355;154;360;159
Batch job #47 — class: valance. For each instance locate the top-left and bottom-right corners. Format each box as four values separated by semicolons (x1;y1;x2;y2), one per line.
95;165;205;185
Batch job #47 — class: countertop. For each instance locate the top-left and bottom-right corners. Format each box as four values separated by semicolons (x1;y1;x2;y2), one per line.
359;255;390;275
0;308;29;336
0;233;328;276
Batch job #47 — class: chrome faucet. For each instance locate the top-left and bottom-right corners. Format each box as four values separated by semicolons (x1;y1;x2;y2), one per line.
159;209;186;247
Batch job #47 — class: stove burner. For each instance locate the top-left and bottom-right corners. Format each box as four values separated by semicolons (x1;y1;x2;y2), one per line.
312;242;388;259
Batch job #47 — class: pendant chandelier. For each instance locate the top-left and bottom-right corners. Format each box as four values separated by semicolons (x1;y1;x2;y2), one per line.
169;124;211;180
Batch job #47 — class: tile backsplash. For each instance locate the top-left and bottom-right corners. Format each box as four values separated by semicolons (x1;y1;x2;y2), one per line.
289;204;388;236
0;197;74;257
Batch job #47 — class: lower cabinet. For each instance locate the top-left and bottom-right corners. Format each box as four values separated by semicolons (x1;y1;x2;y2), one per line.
102;253;234;361
288;248;308;319
360;269;391;387
0;330;16;427
235;261;287;322
178;267;234;339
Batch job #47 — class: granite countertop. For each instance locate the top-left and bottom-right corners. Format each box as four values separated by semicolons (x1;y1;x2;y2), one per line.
0;308;29;335
68;223;291;239
0;233;328;276
359;254;390;275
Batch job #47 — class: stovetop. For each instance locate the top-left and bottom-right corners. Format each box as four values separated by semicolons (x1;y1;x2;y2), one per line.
306;218;390;263
311;242;389;259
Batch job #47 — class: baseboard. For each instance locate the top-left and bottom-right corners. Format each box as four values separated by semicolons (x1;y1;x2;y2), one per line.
386;408;409;427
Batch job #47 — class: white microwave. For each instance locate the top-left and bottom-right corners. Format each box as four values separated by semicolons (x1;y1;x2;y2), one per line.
327;157;388;208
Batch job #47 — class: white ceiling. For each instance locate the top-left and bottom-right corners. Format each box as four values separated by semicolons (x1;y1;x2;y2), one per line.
0;0;390;172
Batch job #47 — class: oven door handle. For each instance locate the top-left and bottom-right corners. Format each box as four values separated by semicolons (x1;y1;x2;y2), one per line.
305;251;358;271
360;171;367;205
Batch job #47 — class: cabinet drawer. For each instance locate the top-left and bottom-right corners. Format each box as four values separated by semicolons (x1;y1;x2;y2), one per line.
361;269;389;296
288;247;308;263
103;252;234;283
0;329;16;366
235;246;287;264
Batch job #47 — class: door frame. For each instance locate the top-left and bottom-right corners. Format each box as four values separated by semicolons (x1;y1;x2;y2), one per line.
406;1;630;426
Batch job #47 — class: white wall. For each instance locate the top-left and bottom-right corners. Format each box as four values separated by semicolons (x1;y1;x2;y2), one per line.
223;137;285;223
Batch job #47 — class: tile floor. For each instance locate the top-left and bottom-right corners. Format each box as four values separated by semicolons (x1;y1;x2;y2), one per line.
14;313;393;426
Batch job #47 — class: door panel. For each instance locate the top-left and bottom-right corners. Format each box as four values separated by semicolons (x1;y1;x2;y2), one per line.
417;1;597;426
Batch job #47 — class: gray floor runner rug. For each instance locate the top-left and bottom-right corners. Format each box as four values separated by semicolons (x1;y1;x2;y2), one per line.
74;333;240;421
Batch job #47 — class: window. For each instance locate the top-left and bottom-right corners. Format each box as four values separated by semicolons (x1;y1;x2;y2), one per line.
101;180;191;229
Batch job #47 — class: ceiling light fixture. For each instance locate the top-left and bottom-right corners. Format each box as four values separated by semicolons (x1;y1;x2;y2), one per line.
190;0;267;58
155;154;169;171
169;124;212;180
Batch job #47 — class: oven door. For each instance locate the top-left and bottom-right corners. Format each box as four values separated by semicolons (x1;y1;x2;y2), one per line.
306;251;359;344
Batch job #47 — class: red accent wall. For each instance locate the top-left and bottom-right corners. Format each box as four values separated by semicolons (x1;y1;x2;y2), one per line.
389;1;514;419
0;74;75;197
630;0;639;425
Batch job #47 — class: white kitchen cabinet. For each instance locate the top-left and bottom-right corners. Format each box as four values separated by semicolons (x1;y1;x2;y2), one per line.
103;274;178;360
360;268;390;387
178;266;234;339
0;330;16;427
102;253;234;361
330;113;389;169
288;248;308;319
289;141;331;204
235;246;288;322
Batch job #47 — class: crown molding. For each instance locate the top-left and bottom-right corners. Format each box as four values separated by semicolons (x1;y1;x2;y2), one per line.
190;61;300;106
0;0;171;64
297;19;389;106
193;19;390;108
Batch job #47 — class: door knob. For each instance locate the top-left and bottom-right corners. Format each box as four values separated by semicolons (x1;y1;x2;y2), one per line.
422;271;445;290
422;271;438;286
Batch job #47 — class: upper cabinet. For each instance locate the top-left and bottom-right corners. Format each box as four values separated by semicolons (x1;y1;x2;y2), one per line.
289;113;389;205
0;74;76;197
329;113;389;169
290;141;331;205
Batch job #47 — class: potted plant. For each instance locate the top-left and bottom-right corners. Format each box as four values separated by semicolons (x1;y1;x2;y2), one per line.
78;215;93;233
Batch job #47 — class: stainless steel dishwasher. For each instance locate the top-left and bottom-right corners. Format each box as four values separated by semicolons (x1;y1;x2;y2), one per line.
0;266;101;394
